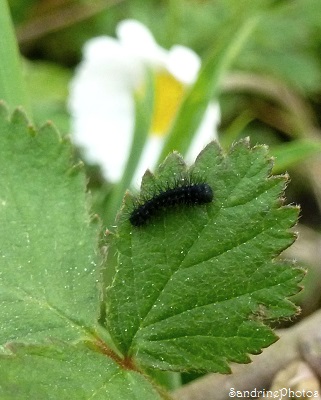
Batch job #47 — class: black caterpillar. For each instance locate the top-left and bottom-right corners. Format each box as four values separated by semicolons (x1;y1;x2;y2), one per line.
129;182;213;227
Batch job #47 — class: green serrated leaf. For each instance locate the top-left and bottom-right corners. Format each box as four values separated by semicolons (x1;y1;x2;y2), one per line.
0;342;162;400
0;102;100;345
106;140;303;373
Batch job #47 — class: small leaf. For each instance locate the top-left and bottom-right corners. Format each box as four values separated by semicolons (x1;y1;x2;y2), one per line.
0;342;162;400
0;102;100;345
106;140;304;373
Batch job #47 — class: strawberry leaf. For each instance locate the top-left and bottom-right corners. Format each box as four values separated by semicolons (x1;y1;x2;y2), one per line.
106;140;304;373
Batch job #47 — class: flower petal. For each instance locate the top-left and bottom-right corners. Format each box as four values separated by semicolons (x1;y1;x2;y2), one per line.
185;102;221;163
117;19;167;68
69;37;139;181
133;135;164;187
166;45;201;84
68;19;221;185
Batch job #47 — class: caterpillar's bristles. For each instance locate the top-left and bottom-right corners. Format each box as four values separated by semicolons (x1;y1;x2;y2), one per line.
129;182;213;227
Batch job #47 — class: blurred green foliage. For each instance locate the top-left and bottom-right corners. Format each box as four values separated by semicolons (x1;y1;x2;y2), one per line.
6;0;321;320
11;0;321;91
8;0;321;137
7;1;321;206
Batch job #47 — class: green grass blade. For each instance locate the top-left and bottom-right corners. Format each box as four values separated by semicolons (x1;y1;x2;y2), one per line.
272;139;321;173
0;1;30;114
158;17;259;162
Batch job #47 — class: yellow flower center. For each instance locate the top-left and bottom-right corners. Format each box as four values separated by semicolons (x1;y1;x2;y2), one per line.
150;71;185;136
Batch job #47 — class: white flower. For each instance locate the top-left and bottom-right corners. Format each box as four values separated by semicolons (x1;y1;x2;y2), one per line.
68;19;220;185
